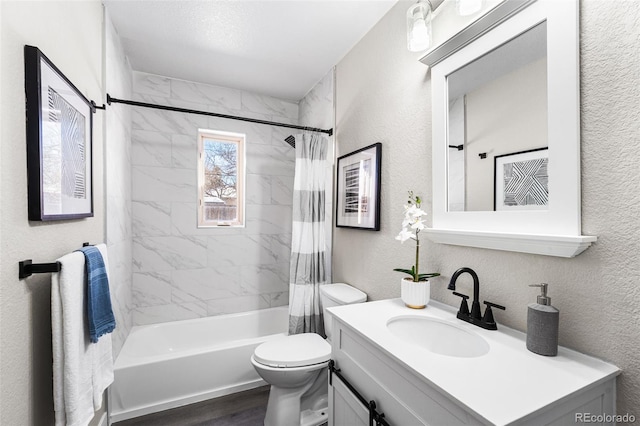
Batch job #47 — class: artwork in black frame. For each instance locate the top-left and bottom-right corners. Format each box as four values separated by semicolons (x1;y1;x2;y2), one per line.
24;45;94;221
336;143;381;230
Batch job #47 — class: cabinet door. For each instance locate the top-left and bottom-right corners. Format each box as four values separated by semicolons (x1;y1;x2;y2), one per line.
329;375;368;426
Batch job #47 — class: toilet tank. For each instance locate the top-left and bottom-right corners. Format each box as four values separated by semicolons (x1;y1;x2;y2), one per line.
321;283;367;341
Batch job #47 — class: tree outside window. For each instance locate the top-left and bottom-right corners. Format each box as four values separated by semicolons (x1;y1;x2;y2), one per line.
198;130;245;227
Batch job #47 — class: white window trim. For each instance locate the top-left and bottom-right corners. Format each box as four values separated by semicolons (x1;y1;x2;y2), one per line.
197;129;246;228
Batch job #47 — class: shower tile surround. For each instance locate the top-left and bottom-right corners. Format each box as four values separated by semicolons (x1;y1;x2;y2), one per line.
105;13;134;356
131;72;297;325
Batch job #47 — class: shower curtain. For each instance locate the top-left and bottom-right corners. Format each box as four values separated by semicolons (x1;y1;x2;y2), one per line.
288;133;329;336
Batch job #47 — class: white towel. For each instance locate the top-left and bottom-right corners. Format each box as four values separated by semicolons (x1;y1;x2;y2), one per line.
52;244;114;426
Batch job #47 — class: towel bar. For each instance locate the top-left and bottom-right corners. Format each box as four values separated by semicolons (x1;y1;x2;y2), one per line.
18;242;93;279
19;260;62;279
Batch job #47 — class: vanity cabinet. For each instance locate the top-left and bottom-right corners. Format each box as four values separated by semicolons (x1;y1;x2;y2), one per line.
329;373;369;426
329;320;477;425
327;300;619;426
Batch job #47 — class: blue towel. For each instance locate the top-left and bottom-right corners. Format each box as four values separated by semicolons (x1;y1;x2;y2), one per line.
77;246;116;343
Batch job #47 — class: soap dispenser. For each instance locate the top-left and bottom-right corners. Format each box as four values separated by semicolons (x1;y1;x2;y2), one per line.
526;283;559;356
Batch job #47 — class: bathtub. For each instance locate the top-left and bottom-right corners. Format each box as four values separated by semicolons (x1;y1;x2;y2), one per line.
108;306;288;422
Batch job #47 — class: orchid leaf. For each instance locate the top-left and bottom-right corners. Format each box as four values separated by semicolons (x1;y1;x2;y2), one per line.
418;273;440;279
417;277;434;281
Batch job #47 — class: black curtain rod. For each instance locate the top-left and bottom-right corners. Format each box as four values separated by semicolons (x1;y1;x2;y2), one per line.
106;94;333;137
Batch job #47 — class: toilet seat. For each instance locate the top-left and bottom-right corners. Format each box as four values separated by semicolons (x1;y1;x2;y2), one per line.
253;333;331;368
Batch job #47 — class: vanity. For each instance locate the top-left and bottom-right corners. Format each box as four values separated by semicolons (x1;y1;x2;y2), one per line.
327;299;620;425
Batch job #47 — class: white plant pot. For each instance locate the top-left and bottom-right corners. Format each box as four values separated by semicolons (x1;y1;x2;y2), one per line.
401;278;430;309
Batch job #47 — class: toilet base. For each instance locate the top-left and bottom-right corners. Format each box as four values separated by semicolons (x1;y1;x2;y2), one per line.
300;407;328;426
263;366;328;426
264;385;328;426
264;384;327;426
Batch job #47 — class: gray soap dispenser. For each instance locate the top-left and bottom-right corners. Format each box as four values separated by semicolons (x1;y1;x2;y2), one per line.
527;283;559;356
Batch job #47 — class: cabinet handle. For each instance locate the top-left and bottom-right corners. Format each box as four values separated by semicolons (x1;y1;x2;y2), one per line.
329;360;391;426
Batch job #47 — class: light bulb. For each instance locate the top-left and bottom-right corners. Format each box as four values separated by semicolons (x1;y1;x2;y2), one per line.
410;18;430;51
456;0;483;16
407;0;432;52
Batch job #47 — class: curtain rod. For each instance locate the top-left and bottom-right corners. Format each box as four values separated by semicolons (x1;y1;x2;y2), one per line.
106;94;333;137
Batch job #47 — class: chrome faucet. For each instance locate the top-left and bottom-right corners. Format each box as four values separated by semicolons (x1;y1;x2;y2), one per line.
448;267;505;330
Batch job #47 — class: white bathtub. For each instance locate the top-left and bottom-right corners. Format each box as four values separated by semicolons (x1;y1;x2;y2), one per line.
108;306;288;422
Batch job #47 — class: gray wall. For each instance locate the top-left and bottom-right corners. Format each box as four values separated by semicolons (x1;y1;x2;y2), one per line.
334;0;640;415
0;2;105;424
130;72;296;325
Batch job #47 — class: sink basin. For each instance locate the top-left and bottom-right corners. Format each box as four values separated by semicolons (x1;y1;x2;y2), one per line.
387;316;490;358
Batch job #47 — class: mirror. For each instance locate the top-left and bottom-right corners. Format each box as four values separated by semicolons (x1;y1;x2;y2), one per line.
447;22;547;212
420;0;596;257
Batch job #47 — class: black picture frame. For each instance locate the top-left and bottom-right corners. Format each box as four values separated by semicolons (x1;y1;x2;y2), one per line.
336;143;381;230
494;147;549;211
24;45;94;221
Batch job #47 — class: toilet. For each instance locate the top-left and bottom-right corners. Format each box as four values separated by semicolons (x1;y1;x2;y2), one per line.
251;283;367;426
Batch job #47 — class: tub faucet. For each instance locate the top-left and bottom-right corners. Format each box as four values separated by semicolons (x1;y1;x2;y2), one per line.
448;267;505;330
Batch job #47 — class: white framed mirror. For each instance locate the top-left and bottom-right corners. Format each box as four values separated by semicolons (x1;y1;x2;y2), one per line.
421;0;596;257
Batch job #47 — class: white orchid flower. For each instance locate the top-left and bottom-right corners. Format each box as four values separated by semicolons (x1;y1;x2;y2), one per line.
395;228;414;242
411;218;426;230
402;217;412;228
412;208;427;219
405;204;418;216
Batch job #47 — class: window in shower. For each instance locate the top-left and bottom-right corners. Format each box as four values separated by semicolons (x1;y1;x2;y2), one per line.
197;129;245;227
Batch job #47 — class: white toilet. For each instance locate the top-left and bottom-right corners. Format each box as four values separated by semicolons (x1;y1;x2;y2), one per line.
251;283;367;426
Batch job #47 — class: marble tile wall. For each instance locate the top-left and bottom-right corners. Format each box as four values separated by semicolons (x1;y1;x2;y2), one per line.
105;13;133;357
298;70;336;282
131;71;297;325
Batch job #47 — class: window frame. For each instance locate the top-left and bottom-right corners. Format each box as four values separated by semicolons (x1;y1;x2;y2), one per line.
197;129;246;228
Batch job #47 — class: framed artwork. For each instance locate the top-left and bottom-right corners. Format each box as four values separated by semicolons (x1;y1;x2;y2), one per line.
494;147;548;211
24;45;94;221
336;143;381;230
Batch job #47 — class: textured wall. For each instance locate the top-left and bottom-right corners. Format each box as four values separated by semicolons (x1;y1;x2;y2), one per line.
335;1;433;302
335;0;640;416
0;1;105;424
130;72;297;325
105;11;133;357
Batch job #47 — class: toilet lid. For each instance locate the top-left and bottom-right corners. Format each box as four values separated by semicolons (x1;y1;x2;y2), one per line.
254;333;331;368
321;283;367;305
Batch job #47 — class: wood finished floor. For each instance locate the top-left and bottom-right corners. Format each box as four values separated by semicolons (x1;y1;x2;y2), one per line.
113;386;270;426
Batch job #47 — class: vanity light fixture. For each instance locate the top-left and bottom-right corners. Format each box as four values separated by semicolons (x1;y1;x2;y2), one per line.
407;0;432;52
456;0;483;16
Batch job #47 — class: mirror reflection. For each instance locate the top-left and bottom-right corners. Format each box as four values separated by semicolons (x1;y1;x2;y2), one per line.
447;21;548;212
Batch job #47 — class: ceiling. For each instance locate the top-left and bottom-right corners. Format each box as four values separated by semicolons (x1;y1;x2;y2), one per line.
104;0;398;101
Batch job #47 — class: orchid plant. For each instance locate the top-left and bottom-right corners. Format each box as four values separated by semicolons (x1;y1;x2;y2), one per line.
393;191;440;283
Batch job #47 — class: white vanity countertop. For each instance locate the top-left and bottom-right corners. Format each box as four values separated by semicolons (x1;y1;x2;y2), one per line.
327;298;620;425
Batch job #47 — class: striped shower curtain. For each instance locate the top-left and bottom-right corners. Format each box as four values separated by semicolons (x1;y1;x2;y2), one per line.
288;133;329;336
